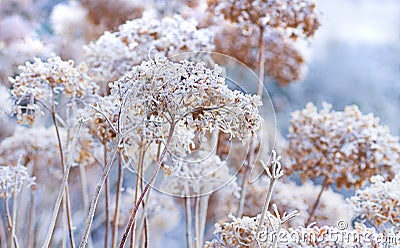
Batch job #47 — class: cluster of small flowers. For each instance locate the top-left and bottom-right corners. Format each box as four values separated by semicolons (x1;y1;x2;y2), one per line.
9;56;98;124
0;163;35;198
349;174;400;230
162;152;235;196
215;26;305;86
204;213;280;248
287;102;400;189
208;0;320;38
84;14;215;89
109;57;262;144
0;126;98;182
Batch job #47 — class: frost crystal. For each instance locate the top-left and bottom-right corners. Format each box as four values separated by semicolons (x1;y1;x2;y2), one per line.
287;102;400;188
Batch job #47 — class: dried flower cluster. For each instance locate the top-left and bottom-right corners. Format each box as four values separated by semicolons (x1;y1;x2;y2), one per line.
0;163;35;198
9;56;98;124
84;15;215;91
109;57;262;143
208;0;319;85
208;0;320;38
287;102;400;188
204;213;279;248
349;174;400;230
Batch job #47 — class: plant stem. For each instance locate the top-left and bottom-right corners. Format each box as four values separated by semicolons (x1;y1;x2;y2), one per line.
11;174;19;248
43;121;83;248
237;139;256;217
184;197;193;248
306;176;330;226
257;25;265;97
0;205;8;248
28;187;36;248
194;196;200;248
112;152;123;248
104;146;110;248
118;122;175;248
198;195;210;247
258;178;276;228
49;84;75;248
79;142;119;248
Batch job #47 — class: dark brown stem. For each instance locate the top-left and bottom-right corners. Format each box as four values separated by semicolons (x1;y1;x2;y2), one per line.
112;152;124;248
306;176;330;225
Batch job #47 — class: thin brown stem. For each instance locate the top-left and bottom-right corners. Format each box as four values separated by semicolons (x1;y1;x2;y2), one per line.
43;121;83;248
0;205;8;248
49;84;75;248
119;122;176;248
306;176;330;226
194;196;200;248
112;152;124;248
257;25;265;97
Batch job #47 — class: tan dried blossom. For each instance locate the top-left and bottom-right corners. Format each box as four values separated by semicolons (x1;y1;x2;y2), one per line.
349;174;400;230
84;14;215;92
208;0;320;38
0;126;98;183
9;56;98;124
215;25;306;86
287;102;400;189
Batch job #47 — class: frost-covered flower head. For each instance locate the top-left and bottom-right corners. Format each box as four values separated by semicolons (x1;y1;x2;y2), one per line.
349;174;400;230
9;56;98;124
162;152;235;196
109;57;262;145
287;102;400;189
208;0;320;38
0;163;35;198
84;14;215;90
